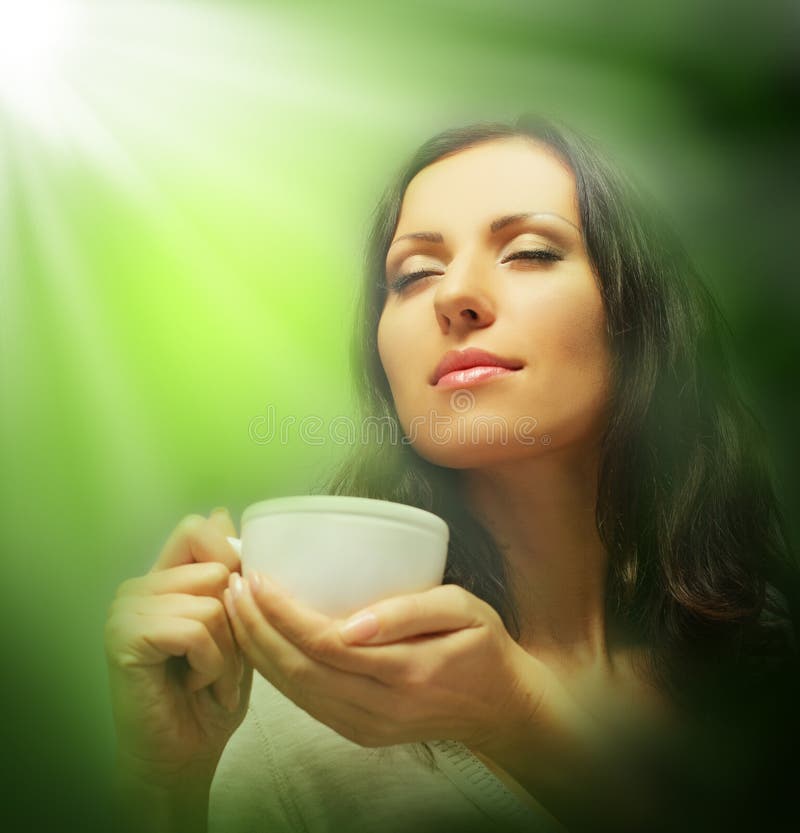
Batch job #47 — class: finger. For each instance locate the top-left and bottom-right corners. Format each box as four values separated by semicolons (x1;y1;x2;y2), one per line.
225;581;399;739
337;584;487;645
224;576;394;709
224;597;402;747
152;514;240;572
207;506;238;539
112;592;242;707
225;656;254;717
243;572;401;677
223;584;282;686
241;572;453;690
105;613;226;690
115;561;232;601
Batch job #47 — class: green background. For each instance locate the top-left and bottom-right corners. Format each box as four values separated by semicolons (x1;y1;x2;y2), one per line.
1;1;797;829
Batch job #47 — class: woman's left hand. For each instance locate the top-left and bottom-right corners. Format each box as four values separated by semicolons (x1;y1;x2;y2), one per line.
223;572;550;752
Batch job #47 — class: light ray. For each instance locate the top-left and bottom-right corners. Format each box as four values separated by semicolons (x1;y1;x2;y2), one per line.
48;75;327;385
0;116;22;446
0;0;88;139
7;120;178;512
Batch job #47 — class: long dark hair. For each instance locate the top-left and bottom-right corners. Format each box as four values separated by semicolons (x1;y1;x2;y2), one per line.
312;114;800;716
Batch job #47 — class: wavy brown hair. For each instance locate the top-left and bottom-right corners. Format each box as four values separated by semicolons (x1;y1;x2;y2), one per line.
312;114;800;720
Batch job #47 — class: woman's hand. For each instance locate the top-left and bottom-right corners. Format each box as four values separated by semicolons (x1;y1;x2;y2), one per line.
223;572;670;832
223;572;549;752
104;508;254;790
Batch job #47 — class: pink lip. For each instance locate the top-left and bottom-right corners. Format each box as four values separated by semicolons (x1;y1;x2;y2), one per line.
431;347;524;385
434;366;521;389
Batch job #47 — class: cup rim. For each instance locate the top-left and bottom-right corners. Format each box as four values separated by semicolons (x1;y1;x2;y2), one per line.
241;495;448;538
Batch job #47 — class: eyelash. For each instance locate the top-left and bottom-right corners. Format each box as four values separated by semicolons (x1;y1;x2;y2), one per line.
387;247;563;293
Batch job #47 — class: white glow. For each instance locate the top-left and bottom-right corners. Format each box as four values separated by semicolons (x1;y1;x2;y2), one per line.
0;0;84;135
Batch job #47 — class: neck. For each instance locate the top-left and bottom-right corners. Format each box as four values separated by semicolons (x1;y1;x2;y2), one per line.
460;445;612;677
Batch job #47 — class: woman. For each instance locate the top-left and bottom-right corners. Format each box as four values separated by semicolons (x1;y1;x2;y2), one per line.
105;115;800;833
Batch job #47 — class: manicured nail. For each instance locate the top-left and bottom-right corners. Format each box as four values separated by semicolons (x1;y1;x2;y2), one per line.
339;611;379;643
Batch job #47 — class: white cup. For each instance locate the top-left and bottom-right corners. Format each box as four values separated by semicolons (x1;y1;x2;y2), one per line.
226;495;449;619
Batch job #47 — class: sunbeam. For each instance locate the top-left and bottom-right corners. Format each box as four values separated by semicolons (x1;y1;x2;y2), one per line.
7;121;176;514
0;0;88;140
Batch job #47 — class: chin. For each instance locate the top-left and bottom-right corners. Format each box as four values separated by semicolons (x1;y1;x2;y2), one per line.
406;436;548;470
395;406;553;468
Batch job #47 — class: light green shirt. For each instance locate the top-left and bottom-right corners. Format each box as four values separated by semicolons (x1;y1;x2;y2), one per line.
209;672;561;832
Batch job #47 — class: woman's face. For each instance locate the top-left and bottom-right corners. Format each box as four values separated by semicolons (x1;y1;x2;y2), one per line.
377;137;613;469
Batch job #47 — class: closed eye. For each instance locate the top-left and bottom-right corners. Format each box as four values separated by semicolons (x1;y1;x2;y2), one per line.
386;247;563;294
502;247;563;264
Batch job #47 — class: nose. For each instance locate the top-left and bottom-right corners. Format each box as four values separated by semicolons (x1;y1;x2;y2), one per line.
432;252;496;333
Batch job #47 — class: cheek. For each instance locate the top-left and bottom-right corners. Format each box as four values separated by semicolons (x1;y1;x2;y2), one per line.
564;307;610;371
376;310;427;425
524;287;611;384
376;311;401;389
564;313;612;411
545;277;603;341
376;313;390;375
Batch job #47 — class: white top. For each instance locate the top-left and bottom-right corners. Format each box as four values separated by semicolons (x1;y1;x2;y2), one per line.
209;672;563;832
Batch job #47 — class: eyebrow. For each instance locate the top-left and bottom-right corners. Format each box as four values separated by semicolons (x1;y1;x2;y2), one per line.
388;211;581;249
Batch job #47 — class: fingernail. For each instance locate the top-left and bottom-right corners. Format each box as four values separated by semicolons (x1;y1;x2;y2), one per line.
211;506;228;516
231;573;243;599
339;611;379;643
250;571;262;591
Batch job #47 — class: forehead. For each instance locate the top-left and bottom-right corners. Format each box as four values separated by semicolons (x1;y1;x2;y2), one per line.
396;138;579;232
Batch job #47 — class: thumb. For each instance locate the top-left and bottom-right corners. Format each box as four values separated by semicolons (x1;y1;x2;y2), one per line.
208;506;238;539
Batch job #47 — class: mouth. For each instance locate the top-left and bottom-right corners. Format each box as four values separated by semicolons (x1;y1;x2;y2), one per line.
434;365;522;389
430;347;524;386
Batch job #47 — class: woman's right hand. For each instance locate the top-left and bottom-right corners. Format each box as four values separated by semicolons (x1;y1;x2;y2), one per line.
104;508;254;790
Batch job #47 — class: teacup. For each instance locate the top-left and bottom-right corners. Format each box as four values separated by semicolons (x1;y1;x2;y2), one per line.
226;495;449;618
